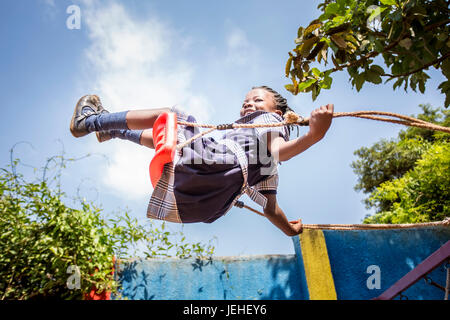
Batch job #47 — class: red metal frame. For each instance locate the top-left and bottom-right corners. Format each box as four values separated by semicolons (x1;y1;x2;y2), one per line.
373;240;450;300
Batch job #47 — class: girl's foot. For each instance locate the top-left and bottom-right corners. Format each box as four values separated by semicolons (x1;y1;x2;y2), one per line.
70;95;105;138
96;130;112;143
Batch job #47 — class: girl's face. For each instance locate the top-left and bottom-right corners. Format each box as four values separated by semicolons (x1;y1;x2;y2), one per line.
240;89;282;117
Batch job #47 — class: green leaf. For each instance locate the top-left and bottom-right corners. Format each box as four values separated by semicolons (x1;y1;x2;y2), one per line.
399;38;413;50
393;78;404;90
347;66;358;77
285;56;293;78
284;84;296;94
380;0;397;6
311;68;322;78
304;23;322;37
297;78;317;92
332;15;347;26
436;33;447;42
441;58;450;78
321;75;333;89
325;2;339;16
418;80;425;94
390;9;402;21
306;41;326;60
311;84;320;101
319;45;328;63
299;36;319;58
330;34;347;49
367;7;382;23
355;73;365;91
366;70;382;84
370;65;385;75
373;40;384;52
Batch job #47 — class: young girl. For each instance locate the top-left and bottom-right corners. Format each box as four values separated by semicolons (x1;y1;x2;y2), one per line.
70;86;333;236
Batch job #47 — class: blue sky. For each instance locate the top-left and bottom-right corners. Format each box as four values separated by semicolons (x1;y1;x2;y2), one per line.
0;0;446;256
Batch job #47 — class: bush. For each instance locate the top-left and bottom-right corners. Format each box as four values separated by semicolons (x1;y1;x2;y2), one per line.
351;105;449;224
364;142;450;224
0;150;215;300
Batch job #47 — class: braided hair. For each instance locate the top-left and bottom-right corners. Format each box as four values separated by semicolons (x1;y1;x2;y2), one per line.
252;85;298;136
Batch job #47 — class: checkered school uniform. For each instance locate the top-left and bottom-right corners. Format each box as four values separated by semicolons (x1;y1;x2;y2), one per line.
147;107;289;224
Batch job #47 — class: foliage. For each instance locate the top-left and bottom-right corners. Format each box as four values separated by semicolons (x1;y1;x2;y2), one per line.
285;0;450;106
351;105;449;223
0;149;215;300
364;141;449;223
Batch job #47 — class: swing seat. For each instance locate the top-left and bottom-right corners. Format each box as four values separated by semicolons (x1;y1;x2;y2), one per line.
150;112;177;187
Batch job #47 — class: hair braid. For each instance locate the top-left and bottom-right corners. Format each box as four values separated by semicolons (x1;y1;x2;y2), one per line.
252;85;294;116
252;85;298;136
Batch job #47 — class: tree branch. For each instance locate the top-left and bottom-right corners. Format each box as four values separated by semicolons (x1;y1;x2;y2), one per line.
329;33;407;73
382;52;450;78
328;20;449;76
424;18;450;31
326;15;449;75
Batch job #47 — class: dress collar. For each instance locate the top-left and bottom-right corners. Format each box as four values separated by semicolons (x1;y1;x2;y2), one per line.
234;111;284;124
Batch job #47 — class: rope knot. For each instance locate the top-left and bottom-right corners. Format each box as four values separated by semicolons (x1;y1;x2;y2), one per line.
234;200;244;208
283;111;301;124
442;217;450;226
216;123;234;130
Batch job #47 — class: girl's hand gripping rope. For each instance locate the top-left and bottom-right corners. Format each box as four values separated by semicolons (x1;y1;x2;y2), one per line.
267;103;334;162
289;218;303;236
307;103;334;143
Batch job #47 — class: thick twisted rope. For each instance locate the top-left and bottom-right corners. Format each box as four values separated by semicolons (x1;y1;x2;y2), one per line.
291;218;450;230
175;110;450;150
235;199;450;230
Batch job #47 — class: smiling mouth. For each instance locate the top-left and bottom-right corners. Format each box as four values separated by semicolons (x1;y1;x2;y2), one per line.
243;109;255;116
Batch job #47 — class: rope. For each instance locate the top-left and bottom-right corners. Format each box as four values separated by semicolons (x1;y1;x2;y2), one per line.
234;200;266;217
300;219;450;230
176;127;216;150
234;201;450;230
175;110;450;150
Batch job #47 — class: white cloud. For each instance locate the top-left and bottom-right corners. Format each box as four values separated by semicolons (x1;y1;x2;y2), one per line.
225;26;260;66
44;0;55;7
40;0;58;19
80;1;212;200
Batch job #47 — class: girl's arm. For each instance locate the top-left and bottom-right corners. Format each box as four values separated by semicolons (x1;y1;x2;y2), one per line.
263;193;303;236
268;104;334;162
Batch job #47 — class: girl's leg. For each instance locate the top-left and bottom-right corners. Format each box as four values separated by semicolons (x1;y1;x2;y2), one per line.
139;129;154;149
72;95;170;148
85;108;167;149
86;107;171;132
106;129;143;145
105;128;154;148
125;107;172;130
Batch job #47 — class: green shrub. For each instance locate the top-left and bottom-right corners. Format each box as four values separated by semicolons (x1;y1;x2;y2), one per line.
0;151;215;300
364;142;450;224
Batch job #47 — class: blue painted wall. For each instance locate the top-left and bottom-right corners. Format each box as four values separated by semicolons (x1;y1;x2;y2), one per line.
323;227;449;300
115;226;449;300
116;255;308;300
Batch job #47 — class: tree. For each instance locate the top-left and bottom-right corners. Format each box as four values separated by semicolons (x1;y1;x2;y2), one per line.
351;105;449;223
285;0;450;106
0;149;215;300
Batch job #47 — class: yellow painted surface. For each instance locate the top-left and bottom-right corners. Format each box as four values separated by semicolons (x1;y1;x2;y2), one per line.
299;229;337;300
